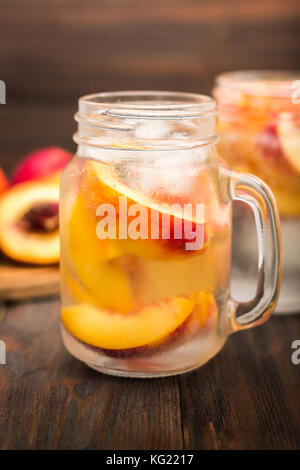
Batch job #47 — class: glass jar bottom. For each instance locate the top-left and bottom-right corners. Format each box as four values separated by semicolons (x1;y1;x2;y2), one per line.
61;325;227;378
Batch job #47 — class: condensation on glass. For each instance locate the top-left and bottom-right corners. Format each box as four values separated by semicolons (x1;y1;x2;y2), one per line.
59;91;281;377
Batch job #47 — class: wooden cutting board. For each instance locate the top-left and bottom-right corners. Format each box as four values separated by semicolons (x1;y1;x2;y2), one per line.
0;256;60;301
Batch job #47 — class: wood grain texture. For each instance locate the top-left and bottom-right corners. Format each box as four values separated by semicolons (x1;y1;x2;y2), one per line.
0;257;59;300
0;298;299;450
0;0;299;173
179;317;300;450
1;0;299;102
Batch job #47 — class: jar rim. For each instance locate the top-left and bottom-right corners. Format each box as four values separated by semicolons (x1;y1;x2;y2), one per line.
215;70;300;98
78;90;216;119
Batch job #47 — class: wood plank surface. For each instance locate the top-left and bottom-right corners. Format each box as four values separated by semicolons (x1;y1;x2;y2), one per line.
0;257;60;301
0;297;299;450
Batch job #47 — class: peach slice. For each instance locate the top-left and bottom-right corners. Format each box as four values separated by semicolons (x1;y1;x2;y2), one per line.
63;271;98;306
12;147;72;185
61;289;218;356
80;160;208;258
68;195;134;313
61;295;196;350
0;178;59;264
187;290;218;333
100;290;219;358
69;194;121;264
277;113;300;174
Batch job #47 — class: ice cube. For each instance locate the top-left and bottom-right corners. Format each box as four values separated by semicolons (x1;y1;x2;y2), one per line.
135;120;170;140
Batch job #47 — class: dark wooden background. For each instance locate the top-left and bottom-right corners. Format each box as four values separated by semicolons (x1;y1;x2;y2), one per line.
0;0;300;174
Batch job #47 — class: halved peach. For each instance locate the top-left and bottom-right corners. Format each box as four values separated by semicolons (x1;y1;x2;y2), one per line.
0;178;59;264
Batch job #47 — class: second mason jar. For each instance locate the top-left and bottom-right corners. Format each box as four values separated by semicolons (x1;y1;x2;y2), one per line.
214;71;300;313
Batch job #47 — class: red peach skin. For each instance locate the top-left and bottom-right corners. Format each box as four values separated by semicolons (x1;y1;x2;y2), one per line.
12;147;72;185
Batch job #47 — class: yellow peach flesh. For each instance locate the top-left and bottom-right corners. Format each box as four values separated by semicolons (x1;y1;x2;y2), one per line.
61;290;218;350
0;180;59;264
68;195;134;313
61;295;196;349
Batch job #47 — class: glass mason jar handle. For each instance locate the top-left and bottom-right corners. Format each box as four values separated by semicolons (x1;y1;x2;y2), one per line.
227;170;282;332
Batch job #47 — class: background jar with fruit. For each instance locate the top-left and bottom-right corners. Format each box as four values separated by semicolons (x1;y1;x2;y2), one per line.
213;71;300;313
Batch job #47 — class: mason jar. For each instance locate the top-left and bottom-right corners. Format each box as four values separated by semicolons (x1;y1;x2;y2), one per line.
59;91;281;377
214;71;300;313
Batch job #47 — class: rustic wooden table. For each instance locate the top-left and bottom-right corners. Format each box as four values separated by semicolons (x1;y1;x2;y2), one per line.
0;297;299;450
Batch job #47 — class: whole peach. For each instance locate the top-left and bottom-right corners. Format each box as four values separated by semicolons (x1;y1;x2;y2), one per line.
12;147;72;185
